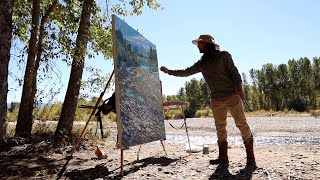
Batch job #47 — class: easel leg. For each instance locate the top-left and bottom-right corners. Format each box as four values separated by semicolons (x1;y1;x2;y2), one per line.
137;145;142;161
120;149;124;176
183;108;192;154
160;140;167;155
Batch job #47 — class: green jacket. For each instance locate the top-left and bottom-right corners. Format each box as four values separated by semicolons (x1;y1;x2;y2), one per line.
168;51;242;99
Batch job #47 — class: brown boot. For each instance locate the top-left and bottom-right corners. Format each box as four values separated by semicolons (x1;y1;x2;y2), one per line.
209;141;229;165
244;139;256;167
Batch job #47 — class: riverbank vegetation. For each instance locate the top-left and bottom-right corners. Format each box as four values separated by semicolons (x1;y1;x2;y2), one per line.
164;57;320;118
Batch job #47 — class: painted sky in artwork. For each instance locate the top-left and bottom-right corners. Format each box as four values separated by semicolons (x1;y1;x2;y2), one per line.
114;18;156;49
113;15;165;148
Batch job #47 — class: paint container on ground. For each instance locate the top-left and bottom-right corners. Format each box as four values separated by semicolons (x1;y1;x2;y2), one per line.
203;145;209;154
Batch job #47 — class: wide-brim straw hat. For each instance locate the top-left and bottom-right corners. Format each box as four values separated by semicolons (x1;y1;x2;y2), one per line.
192;34;220;50
192;34;215;45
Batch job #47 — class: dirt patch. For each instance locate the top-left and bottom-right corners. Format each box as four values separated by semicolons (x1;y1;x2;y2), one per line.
1;116;320;179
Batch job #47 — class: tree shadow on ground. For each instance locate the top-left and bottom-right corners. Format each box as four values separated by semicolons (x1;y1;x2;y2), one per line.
64;163;110;180
0;135;82;179
65;156;178;180
0;150;63;179
209;164;257;180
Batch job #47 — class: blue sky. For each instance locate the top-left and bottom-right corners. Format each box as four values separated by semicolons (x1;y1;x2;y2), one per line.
7;0;320;103
109;0;320;97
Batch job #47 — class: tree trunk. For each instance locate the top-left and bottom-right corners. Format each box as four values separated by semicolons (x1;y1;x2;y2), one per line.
31;0;58;107
55;0;93;142
15;0;40;138
15;0;57;139
0;0;14;144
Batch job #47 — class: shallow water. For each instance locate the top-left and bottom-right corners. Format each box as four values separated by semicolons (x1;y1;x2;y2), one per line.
164;134;320;146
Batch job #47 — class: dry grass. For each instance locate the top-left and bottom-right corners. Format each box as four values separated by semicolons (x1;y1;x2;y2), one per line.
194;108;317;118
6;119;113;144
245;109;299;116
311;109;320;116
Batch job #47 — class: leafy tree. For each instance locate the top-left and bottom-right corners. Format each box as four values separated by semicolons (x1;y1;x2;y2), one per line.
312;57;320;91
299;58;314;108
248;69;260;110
199;78;210;108
263;64;278;110
288;59;299;99
288;97;306;112
276;64;290;110
166;95;179;102
312;57;320;108
55;0;95;141
245;57;319;112
176;87;186;102
255;68;266;109
12;0;110;138
0;0;14;143
242;73;250;100
185;78;201;117
15;0;58;138
55;0;162;142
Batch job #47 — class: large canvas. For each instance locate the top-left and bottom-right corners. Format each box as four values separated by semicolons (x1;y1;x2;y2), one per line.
112;15;166;148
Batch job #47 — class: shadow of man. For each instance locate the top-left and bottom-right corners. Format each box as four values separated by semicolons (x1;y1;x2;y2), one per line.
233;165;257;179
209;164;233;180
209;164;258;180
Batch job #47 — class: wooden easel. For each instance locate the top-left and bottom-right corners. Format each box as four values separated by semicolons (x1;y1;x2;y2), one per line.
136;140;167;161
69;70;114;155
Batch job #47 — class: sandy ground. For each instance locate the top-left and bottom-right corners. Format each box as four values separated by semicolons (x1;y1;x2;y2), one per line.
1;115;320;179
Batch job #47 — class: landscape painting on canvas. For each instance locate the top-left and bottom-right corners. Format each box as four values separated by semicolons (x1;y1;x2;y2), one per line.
112;15;165;148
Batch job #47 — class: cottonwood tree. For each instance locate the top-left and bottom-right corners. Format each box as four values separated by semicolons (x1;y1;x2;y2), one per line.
176;87;186;102
54;0;162;143
299;58;314;106
54;0;95;142
0;0;14;144
15;0;58;138
13;0;157;139
199;78;211;108
312;57;320;108
248;69;260;110
245;57;319;111
184;78;201;117
276;64;290;110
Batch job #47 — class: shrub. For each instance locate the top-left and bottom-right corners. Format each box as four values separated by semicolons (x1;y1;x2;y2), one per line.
34;103;62;121
104;112;116;121
288;98;306;112
164;109;183;119
195;106;212;117
7;107;19;122
6;122;16;138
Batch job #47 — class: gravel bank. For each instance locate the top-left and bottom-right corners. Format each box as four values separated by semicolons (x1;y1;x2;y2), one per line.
165;116;320;137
